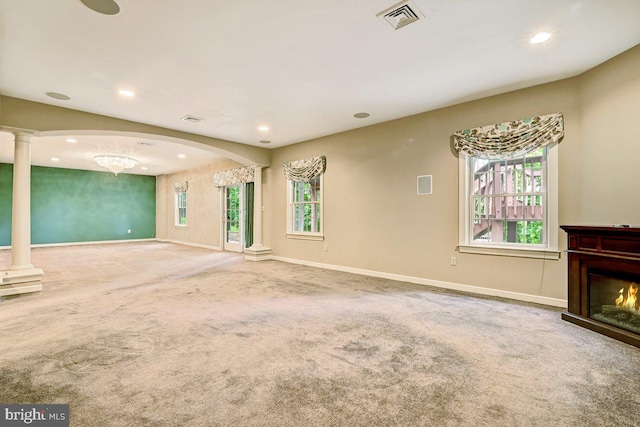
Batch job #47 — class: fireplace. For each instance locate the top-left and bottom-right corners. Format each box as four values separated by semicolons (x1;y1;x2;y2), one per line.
560;225;640;348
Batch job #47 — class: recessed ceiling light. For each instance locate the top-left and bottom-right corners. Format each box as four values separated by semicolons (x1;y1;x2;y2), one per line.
257;125;269;132
46;92;70;101
51;157;60;162
259;140;271;144
181;115;204;123
80;0;120;15
530;32;552;44
178;154;186;159
118;89;135;97
141;166;148;170
66;138;77;144
354;112;370;119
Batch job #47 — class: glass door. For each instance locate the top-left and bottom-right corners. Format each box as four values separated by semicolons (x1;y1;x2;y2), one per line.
224;185;243;252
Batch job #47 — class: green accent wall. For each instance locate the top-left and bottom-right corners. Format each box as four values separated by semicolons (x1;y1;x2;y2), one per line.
0;164;12;246
0;164;156;245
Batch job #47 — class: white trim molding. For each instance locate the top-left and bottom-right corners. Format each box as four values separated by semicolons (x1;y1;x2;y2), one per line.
285;233;324;241
2;238;221;252
0;268;44;297
287;174;324;240
458;143;559;259
33;238;157;248
156;239;221;251
458;245;561;260
270;255;567;308
0;238;156;251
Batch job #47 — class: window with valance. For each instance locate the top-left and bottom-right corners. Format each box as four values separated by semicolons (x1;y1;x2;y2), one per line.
213;166;257;248
283;156;326;182
453;113;563;160
213;166;256;187
283;156;326;240
455;113;563;259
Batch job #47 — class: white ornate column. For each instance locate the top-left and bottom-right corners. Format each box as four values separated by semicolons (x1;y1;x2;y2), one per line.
1;131;43;297
245;166;271;261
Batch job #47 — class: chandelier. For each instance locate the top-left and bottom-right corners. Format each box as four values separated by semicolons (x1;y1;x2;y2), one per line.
93;155;138;175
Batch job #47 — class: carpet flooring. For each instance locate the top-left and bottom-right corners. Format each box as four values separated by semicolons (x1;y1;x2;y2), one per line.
1;242;639;426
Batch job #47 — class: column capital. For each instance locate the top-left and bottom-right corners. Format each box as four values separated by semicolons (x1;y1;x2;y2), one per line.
13;130;35;143
0;126;37;137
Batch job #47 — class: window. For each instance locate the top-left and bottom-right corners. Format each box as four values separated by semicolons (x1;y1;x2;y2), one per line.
458;145;559;259
287;175;323;240
175;191;187;227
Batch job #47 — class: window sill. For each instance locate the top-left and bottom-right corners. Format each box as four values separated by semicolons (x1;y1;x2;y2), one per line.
458;244;561;260
286;233;324;241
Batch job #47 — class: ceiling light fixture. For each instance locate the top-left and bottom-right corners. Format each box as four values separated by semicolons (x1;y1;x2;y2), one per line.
118;89;135;97
141;166;148;170
93;155;138;175
258;125;269;132
46;92;70;101
80;0;120;15
66;138;77;144
259;140;271;144
51;157;60;162
181;115;204;123
178;154;186;159
354;112;370;118
530;32;552;44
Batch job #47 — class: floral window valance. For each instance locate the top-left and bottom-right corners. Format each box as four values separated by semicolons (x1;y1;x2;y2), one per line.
453;113;564;160
173;181;188;193
213;166;256;187
283;156;326;182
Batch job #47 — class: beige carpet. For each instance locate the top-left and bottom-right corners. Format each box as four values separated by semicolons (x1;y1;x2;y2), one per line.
1;242;639;426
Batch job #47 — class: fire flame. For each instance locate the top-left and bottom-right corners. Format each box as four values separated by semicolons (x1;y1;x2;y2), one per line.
615;283;639;312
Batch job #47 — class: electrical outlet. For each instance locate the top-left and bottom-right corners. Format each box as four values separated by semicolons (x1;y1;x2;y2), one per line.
324;244;328;252
450;256;457;266
127;229;132;234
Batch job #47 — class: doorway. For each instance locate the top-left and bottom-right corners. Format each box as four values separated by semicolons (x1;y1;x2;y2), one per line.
223;185;243;252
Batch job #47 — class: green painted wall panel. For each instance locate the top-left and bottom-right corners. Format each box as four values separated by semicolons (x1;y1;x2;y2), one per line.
0;164;12;246
0;163;156;245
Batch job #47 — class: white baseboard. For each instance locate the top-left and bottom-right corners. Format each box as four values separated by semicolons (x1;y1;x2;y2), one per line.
156;239;222;251
0;238;156;251
269;255;567;308
0;238;221;252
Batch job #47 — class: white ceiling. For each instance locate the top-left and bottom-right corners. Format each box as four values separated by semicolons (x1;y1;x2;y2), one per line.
1;0;639;173
0;132;223;176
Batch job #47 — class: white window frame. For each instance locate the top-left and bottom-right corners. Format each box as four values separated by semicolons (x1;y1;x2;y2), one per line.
175;191;187;227
458;144;560;259
286;174;324;241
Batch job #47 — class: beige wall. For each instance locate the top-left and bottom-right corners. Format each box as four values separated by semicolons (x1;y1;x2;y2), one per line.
267;44;640;302
157;159;244;248
577;45;640;224
4;43;639;304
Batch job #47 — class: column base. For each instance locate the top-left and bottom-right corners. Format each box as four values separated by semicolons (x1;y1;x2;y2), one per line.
9;263;35;271
0;268;44;297
244;245;272;261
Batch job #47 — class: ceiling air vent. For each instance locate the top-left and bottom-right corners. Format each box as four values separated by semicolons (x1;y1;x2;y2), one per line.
181;115;204;123
377;0;424;30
